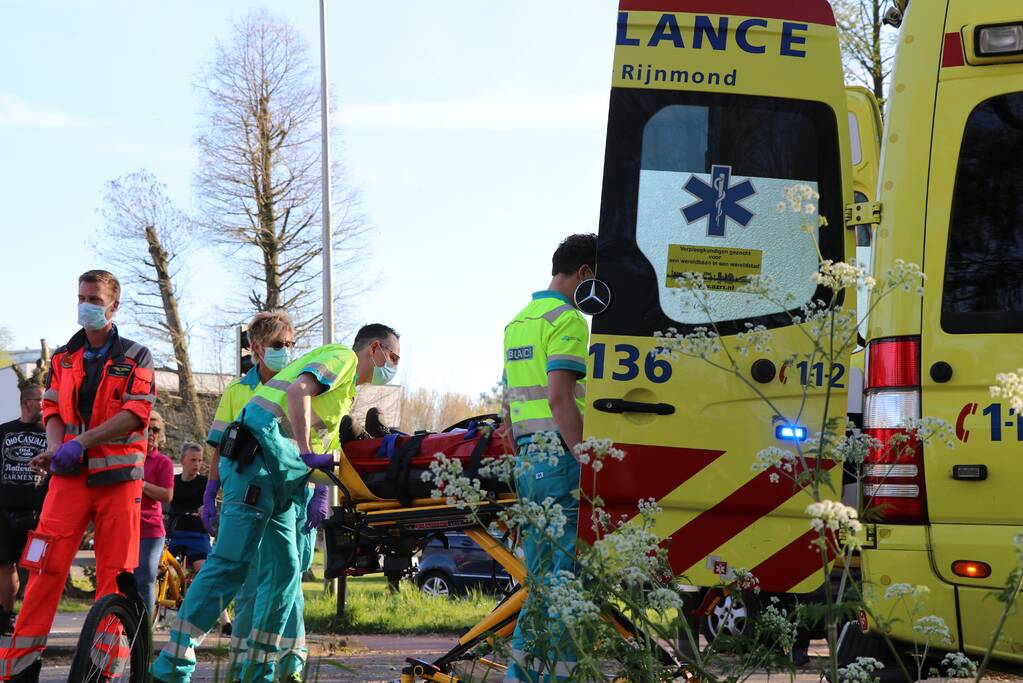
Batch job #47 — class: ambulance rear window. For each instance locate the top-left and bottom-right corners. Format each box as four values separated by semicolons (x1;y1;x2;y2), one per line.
594;89;843;337
942;92;1023;334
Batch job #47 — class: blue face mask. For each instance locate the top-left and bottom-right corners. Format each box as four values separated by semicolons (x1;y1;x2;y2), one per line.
262;347;291;372
77;302;111;331
372;361;398;385
370;344;398;385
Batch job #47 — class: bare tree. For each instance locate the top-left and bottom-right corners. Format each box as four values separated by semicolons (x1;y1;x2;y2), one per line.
834;0;898;110
96;171;207;446
194;8;369;339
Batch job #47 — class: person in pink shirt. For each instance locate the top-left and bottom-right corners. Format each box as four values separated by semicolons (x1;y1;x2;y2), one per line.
134;409;174;618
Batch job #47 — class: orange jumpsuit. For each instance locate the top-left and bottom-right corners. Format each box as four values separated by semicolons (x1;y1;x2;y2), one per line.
0;328;154;679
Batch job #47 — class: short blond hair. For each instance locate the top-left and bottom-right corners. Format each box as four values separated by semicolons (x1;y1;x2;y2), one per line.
79;270;121;300
247;310;294;347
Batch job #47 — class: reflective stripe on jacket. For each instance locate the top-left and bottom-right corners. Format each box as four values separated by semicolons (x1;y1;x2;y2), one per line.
42;327;155;487
503;291;589;440
239;344;358;503
207;365;261;447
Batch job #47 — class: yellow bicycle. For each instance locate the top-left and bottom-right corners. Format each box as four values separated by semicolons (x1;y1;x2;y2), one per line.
152;512;198;624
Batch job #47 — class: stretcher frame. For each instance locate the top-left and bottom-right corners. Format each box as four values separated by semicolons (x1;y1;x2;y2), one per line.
320;469;688;683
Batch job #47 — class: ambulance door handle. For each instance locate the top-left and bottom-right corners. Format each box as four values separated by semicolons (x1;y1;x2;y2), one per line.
593;398;675;415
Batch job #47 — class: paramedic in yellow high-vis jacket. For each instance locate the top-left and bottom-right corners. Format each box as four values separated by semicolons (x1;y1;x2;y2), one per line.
502;234;596;683
152;323;402;683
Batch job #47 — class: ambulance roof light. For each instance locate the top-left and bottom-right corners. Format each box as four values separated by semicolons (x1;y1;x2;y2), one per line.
977;24;1023;57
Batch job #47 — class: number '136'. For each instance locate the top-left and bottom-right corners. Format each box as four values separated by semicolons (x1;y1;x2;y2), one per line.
589;343;672;384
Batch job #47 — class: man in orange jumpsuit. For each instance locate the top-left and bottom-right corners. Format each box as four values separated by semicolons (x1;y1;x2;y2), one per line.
0;270;155;681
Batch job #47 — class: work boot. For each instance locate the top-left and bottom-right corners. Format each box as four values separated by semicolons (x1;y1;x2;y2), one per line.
339;414;368;446
364;407;391;437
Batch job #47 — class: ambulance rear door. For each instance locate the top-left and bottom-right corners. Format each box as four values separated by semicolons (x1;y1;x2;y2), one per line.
582;0;857;593
918;2;1023;657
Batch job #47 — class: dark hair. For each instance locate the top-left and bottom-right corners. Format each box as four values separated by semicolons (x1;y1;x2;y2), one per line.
551;233;597;276
19;384;43;401
353;324;400;351
79;270;121;299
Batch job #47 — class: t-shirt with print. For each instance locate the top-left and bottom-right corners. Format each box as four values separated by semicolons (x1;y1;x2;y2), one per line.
0;419;48;509
140;449;174;539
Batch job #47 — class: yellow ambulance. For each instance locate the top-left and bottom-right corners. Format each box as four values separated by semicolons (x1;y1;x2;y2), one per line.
854;0;1023;665
583;0;859;597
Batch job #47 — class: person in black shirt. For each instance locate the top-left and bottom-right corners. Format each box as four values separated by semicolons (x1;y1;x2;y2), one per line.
167;443;210;569
0;385;48;633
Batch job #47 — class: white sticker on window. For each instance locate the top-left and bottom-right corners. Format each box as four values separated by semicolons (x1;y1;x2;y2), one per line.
636;166;820;325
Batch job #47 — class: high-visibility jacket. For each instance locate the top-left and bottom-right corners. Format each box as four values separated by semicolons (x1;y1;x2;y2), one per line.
239;344;358;503
503;290;588;440
207;364;262;448
42;327;155;487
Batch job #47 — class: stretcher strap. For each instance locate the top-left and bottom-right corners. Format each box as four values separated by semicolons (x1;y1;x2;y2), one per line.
384;433;428;506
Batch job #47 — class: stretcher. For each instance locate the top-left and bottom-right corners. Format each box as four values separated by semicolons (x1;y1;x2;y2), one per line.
318;418;689;682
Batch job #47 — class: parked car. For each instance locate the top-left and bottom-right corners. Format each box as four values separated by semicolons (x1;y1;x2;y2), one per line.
416;532;515;597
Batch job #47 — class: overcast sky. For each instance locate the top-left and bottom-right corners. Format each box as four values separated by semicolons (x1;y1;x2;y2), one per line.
0;0;617;396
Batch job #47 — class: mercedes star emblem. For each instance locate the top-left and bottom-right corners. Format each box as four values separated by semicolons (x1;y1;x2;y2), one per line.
574;278;611;316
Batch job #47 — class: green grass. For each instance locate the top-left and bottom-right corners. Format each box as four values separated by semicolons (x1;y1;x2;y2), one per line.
24;596;93;613
303;575;499;635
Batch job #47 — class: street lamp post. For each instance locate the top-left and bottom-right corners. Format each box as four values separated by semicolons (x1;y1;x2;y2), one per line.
318;0;347;616
319;0;334;347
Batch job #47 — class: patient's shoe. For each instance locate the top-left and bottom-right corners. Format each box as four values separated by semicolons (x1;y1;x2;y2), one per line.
340;414;368;446
364;407;392;438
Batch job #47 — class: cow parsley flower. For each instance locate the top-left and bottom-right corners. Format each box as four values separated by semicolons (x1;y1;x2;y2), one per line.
913;615;952;643
991;369;1023;413
838;657;884;683
806;500;862;536
929;651;977;679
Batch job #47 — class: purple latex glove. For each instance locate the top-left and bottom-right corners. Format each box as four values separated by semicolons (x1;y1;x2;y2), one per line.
201;479;220;536
300;452;334;471
305;485;330;530
50;440;83;476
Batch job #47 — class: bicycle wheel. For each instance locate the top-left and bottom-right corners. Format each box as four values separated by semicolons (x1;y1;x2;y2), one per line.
68;573;150;683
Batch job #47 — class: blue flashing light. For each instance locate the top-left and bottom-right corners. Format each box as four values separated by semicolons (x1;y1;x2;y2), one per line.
776;425;808;441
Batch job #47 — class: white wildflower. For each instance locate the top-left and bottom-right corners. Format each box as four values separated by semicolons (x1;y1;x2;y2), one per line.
991;369;1023;413
908;417;957;450
930;652;977;679
838;657;884;683
647;587;684;612
753;446;796;473
806;500;862;536
546;571;599;627
883;583;916;599
813;260;875;291
913;615;952;643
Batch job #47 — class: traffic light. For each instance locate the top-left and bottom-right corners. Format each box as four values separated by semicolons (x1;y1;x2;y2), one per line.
237;325;254;377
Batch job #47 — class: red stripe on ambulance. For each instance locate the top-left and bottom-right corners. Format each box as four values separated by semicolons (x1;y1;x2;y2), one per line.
751;528;835;593
665;459;837;585
577;444;725;544
617;0;836;27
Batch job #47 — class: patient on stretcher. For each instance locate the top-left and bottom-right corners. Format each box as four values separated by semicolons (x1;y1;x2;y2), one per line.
332;409;510;505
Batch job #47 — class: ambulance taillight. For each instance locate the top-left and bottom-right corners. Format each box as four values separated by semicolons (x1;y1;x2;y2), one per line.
862;337;928;524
